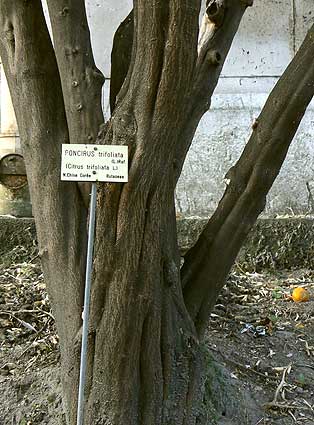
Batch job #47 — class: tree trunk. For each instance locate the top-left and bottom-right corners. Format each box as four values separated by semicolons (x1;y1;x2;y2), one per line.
83;78;205;425
80;15;314;422
0;2;86;422
1;1;314;424
86;182;204;424
46;0;105;207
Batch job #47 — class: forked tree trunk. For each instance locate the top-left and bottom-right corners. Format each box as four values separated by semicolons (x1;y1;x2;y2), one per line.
0;1;314;424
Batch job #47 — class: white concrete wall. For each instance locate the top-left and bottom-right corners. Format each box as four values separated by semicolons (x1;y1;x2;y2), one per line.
0;64;20;157
88;0;314;217
177;0;314;217
1;0;314;216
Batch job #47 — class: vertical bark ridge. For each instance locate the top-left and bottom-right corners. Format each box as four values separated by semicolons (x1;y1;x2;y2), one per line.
153;1;200;121
111;11;138;114
138;309;163;425
85;2;210;419
121;1;200;138
87;182;166;424
123;1;169;117
86;154;202;424
110;10;134;113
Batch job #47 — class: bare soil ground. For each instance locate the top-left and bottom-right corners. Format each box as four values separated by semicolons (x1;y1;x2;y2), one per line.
0;247;313;425
206;268;314;424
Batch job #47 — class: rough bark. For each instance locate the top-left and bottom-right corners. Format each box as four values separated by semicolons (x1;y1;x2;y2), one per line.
46;0;104;145
78;1;254;424
0;1;86;423
46;0;105;206
85;2;204;423
1;0;313;424
110;10;134;114
0;1;252;424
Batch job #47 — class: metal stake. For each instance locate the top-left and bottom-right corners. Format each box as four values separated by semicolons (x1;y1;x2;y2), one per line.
77;182;97;425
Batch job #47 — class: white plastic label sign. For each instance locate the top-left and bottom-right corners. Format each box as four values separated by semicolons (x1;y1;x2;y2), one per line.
61;144;128;182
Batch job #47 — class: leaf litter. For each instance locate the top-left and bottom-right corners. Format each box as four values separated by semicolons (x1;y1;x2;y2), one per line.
0;246;314;424
0;249;63;425
207;268;314;424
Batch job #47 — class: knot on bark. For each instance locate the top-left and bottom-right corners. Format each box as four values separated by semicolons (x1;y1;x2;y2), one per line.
205;0;226;27
163;259;179;287
252;118;259;130
96;122;111;145
65;46;80;57
85;67;106;87
60;7;70;17
225;166;247;194
38;247;48;258
4;23;15;54
112;111;137;146
207;50;222;66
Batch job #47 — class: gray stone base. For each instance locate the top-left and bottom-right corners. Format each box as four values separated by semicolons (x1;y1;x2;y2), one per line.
0;216;37;266
177;216;314;270
0;185;32;217
1;216;314;270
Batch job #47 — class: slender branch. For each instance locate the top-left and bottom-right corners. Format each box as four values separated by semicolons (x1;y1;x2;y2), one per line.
194;0;251;113
198;0;227;56
181;23;314;335
46;0;105;145
174;0;252;182
46;0;105;205
0;2;86;418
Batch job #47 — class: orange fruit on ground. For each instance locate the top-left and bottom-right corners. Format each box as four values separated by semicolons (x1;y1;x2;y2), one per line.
291;287;310;303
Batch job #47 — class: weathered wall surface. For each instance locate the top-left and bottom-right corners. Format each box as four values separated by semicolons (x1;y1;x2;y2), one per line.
176;1;314;217
0;0;313;217
2;215;314;271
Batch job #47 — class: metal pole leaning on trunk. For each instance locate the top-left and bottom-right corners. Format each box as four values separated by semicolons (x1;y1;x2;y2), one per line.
77;182;97;425
61;143;128;423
